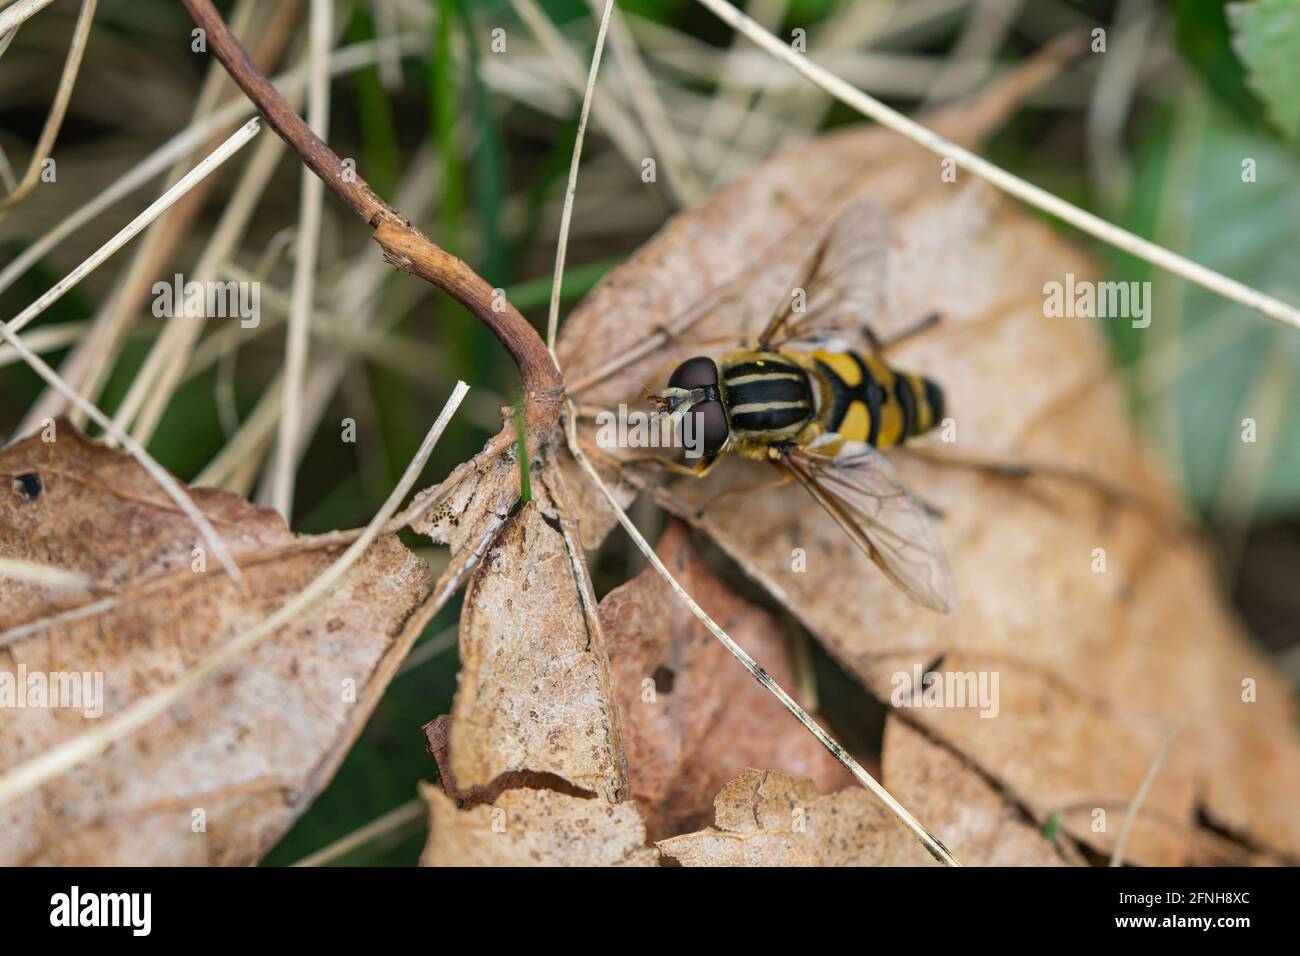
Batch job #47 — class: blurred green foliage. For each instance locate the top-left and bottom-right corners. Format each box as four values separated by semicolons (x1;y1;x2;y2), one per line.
1109;95;1300;520
345;4;400;200
1175;0;1268;126
1226;0;1300;143
1107;0;1300;521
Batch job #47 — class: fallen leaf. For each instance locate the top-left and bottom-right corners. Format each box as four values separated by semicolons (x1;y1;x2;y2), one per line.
419;780;656;866
657;768;935;866
554;71;1300;864
426;465;630;805
0;422;430;865
882;716;1076;866
600;519;852;840
407;430;522;606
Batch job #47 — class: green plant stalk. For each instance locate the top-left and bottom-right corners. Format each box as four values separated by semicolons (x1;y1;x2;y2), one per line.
506;257;621;312
1042;813;1063;841
346;1;399;201
514;392;531;503
430;0;464;255
456;1;508;284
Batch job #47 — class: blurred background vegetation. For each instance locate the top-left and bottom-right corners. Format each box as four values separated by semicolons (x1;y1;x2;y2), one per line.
0;0;1295;864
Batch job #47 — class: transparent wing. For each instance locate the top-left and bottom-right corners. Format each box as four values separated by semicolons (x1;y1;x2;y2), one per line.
757;201;889;351
778;433;955;612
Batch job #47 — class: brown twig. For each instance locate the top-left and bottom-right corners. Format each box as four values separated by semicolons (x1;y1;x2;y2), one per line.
180;0;564;430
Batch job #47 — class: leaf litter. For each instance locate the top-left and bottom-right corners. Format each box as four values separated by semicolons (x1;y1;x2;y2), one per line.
531;61;1300;865
0;422;430;864
4;47;1295;866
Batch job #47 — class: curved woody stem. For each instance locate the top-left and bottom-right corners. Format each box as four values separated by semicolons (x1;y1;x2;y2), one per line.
180;0;564;432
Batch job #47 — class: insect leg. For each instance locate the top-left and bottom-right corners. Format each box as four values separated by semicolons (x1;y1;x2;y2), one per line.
586;447;704;476
867;312;942;354
691;466;795;519
917;496;945;520
899;446;1194;535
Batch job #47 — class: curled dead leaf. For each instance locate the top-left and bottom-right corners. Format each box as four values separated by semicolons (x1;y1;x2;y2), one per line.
419;780;656;867
406;432;522;607
601;519;852;840
657;768;935;866
425;465;629;806
0;423;430;865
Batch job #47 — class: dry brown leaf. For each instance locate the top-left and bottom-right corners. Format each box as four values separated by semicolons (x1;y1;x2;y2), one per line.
0;423;430;865
554;82;1300;863
419;780;656;866
600;519;852;840
417;477;649;863
551;442;634;551
407;433;522;605
657;768;935;866
882;716;1076;866
427;466;629;805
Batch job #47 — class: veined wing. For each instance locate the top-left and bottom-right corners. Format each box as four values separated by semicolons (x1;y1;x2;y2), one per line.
778;433;955;613
757;201;889;351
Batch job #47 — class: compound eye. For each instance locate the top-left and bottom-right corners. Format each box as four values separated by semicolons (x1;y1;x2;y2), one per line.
692;399;729;457
668;356;719;391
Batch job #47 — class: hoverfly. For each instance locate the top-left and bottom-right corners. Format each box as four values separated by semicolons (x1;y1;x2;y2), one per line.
651;202;956;612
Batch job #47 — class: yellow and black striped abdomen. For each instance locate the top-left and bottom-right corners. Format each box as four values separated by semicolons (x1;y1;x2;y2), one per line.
809;349;945;448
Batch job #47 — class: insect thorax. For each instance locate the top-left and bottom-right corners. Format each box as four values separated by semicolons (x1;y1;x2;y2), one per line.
718;350;817;444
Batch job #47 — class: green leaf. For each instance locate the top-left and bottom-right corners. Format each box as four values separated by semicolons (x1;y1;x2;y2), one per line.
430;0;465;255
428;0;499;390
1228;0;1300;142
456;3;510;285
1109;91;1300;520
1175;0;1264;124
1042;813;1063;841
504;256;621;311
